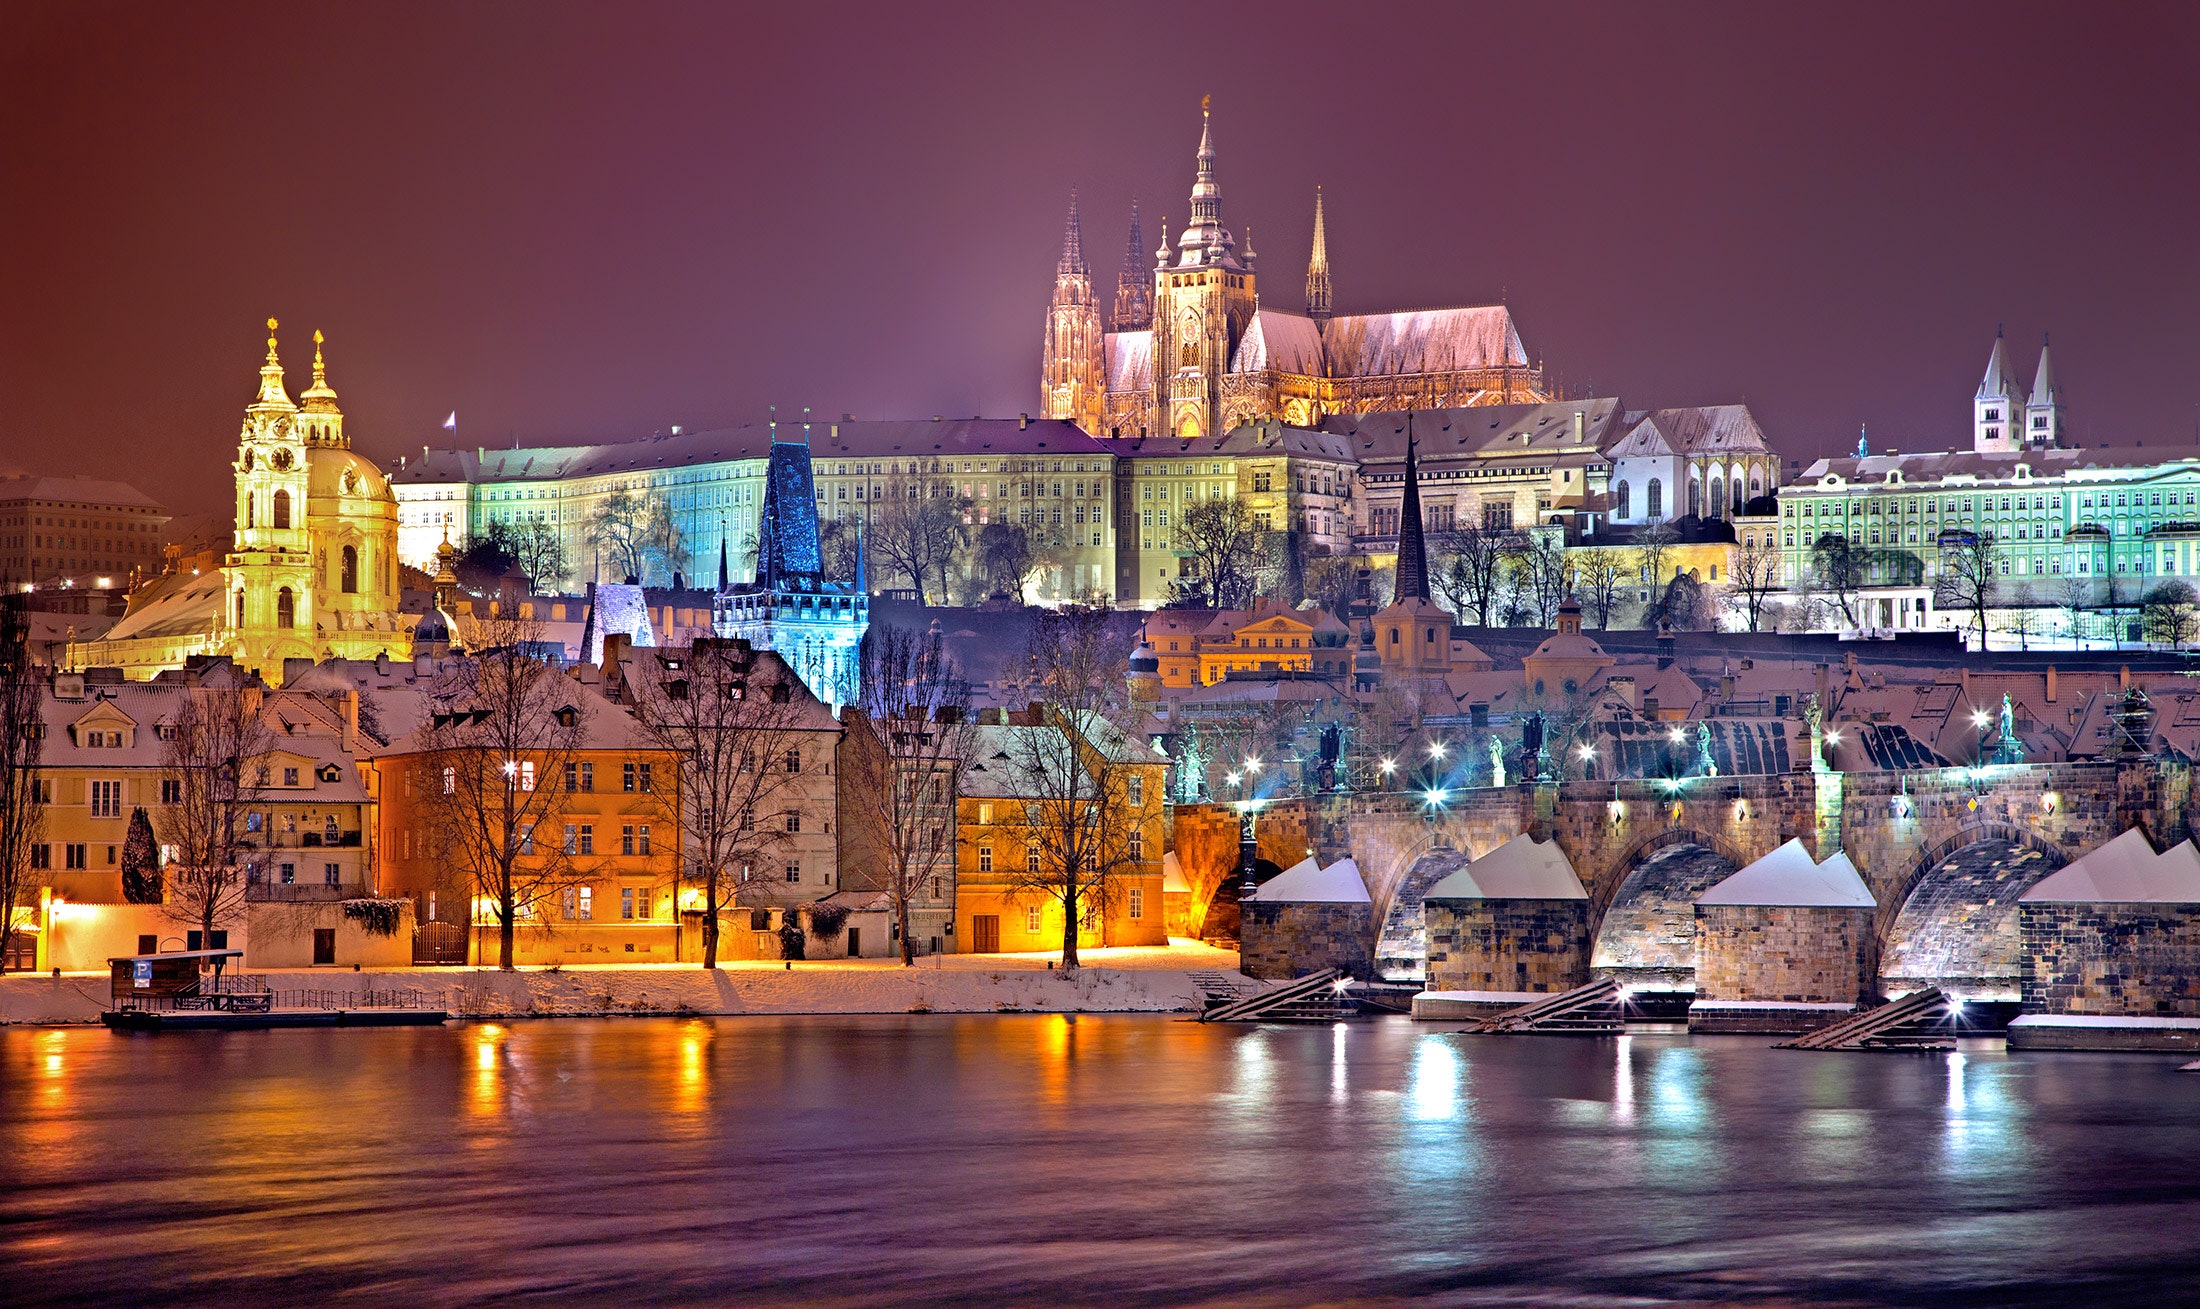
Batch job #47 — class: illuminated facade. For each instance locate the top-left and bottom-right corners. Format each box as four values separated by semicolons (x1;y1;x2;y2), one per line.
1043;103;1550;441
72;323;411;683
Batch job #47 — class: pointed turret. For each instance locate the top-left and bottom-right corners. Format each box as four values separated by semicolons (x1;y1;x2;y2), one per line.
1113;198;1152;329
1395;416;1430;602
1306;187;1332;323
1974;327;2021;453
2025;332;2064;448
716;520;730;592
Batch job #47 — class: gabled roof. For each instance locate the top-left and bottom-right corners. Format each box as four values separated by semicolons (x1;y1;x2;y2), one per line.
2020;829;2200;903
1249;856;1370;903
1105;331;1152;394
1424;833;1585;900
1229;309;1326;376
1321;306;1528;377
1696;838;1876;907
1610;405;1771;460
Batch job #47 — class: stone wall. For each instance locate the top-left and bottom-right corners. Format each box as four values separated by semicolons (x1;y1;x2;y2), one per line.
1424;898;1589;993
2020;904;2200;1017
1694;904;1870;1004
1240;902;1375;981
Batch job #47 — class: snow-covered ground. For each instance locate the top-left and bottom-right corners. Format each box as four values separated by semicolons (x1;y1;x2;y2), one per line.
0;941;1247;1024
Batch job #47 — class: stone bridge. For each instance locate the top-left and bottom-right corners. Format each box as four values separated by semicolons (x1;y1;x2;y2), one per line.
1206;760;2196;994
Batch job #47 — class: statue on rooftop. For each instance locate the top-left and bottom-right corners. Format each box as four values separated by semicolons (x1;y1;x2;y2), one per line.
1695;721;1719;777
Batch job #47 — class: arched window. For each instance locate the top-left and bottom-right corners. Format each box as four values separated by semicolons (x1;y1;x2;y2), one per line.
245;495;255;530
234;591;246;628
1647;479;1663;519
1708;476;1724;520
1733;475;1745;516
276;587;295;629
1688;479;1703;519
272;489;291;530
1615;480;1630;518
341;545;358;594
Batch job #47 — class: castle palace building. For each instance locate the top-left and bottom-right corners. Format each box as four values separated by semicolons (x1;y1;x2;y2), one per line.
71;322;411;683
1041;102;1550;441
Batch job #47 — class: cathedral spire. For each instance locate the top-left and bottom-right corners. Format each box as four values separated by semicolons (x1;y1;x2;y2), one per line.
1057;190;1088;277
1176;96;1238;268
1113;197;1151;329
1395;415;1430;602
1306;187;1332;323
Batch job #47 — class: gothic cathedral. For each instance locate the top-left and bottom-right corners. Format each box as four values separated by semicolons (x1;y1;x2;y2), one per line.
1042;101;1551;439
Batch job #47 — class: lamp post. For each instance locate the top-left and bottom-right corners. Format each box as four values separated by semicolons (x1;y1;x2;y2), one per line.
1236;797;1263;901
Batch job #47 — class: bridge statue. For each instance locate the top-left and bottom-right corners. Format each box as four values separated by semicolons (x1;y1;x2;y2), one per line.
1993;693;2026;766
1488;734;1506;789
1695;721;1719;778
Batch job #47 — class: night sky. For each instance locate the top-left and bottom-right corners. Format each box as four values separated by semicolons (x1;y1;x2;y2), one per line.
4;1;2198;516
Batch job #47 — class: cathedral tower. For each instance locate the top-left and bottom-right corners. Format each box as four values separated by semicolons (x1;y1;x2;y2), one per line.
1112;198;1151;330
1148;99;1258;439
1040;192;1106;431
1305;187;1332;324
2025;334;2064;448
1974;327;2021;454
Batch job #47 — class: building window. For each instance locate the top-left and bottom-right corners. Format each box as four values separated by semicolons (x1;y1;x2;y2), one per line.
278;861;295;884
1128;829;1144;861
622;824;636;856
1026;845;1041;872
784;810;801;833
324;862;340;887
64;843;85;870
441;766;456;795
1127;775;1144;806
272;489;292;530
1129;887;1144;919
1647;479;1663;519
784;749;801;773
579;824;594;855
1026;904;1042;933
89;779;121;818
1615;480;1630;518
979;845;993;873
637;763;652;793
577;887;593;919
785;862;801;883
340;544;358;594
519;761;535;792
623;762;637;792
276;587;296;628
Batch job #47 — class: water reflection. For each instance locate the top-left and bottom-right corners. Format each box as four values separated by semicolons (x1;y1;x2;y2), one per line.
3;1018;2199;1307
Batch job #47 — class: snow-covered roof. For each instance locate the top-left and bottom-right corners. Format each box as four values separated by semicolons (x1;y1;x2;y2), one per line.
1162;851;1189;894
1424;834;1585;900
1321;306;1527;376
2020;829;2200;903
1229;309;1325;376
1249;856;1368;904
1105;331;1152;394
1696;838;1876;907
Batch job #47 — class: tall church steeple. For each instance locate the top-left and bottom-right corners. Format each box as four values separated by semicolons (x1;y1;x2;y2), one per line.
1149;100;1258;438
1395;417;1430;601
1174;96;1240;269
1113;198;1151;329
1305;187;1332;323
1040;190;1105;431
2025;333;2064;448
1974;326;2021;453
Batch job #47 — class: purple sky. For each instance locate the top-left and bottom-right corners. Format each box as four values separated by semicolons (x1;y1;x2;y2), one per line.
4;1;2198;515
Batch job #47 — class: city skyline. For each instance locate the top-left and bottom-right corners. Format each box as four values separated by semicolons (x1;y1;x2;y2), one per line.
6;2;2200;515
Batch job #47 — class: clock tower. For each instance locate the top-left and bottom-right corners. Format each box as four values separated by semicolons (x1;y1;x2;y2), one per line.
225;320;323;676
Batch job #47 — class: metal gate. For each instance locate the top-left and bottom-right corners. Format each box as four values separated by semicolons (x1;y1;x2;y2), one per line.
412;920;469;966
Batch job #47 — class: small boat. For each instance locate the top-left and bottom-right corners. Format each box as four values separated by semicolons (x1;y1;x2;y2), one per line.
100;949;448;1031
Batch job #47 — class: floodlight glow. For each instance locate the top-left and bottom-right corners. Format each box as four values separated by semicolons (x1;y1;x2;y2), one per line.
1225;771;1241;786
1424;788;1447;806
1379;758;1396;774
1428;742;1447;759
1971;711;1990;728
1578;744;1596;760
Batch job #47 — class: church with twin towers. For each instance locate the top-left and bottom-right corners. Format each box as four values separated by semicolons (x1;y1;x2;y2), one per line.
1042;99;1552;439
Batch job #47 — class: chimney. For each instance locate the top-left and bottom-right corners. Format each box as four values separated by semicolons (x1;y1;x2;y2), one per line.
1019;414;1029;430
1720;673;1736;700
2046;664;2059;703
1573;410;1586;444
342;689;359;753
1609;675;1638;710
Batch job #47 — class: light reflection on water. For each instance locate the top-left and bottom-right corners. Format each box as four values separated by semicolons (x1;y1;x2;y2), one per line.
4;1016;2200;1307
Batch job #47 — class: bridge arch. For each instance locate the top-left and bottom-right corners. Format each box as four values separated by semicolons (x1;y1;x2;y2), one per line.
1877;822;2068;998
1589;827;1747;986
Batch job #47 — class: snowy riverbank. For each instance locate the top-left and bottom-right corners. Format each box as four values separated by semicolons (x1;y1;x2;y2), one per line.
0;945;1248;1024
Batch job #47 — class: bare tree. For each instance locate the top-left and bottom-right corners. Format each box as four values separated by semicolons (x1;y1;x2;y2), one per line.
2143;581;2200;648
625;638;823;968
844;626;978;964
0;601;44;973
1575;547;1629;628
157;675;272;950
415;634;590;969
998;606;1147;968
511;519;570;592
975;522;1039;601
1934;530;2001;651
1809;531;1866;629
1432;524;1508;626
2056;574;2093;647
1508;534;1569;627
1171;497;1266;609
1724;536;1784;633
585;488;688;584
869;480;968;604
1635;521;1680;626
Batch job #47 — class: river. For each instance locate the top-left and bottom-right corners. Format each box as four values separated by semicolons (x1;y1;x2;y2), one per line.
6;1016;2200;1306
